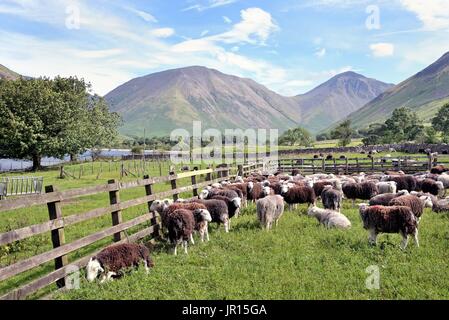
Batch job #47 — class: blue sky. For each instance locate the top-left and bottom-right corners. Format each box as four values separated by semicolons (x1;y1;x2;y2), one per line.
1;0;449;95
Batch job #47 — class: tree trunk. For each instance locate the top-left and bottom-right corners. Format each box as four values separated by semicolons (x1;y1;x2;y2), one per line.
70;153;78;162
32;154;41;171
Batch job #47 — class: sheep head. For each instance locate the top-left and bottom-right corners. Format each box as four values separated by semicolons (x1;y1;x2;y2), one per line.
419;196;433;209
247;181;254;191
195;209;212;222
86;257;104;282
358;203;369;213
199;189;209;199
280;184;289;194
232;197;242;208
263;186;272;196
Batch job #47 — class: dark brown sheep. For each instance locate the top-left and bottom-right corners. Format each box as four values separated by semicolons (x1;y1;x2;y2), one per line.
281;185;316;210
247;181;265;202
313;181;334;199
421;179;444;196
86;243;154;282
369;191;408;206
190;199;230;232
431;165;449;174
386;175;418;192
342;182;378;206
358;204;418;249
210;194;241;219
389;195;431;221
167;208;195;255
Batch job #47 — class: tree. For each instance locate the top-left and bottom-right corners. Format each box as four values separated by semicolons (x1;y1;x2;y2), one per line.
331;120;354;147
416;127;440;144
384;107;423;142
432;103;449;142
279;127;314;147
0;77;121;170
316;133;330;141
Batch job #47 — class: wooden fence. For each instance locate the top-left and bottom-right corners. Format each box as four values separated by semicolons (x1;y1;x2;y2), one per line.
0;163;266;300
274;154;449;174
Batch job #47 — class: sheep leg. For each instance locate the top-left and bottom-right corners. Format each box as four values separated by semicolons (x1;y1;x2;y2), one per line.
200;229;205;242
206;228;210;242
400;233;409;250
413;229;420;248
190;233;195;245
173;243;178;256
368;229;377;245
183;240;188;254
144;261;150;274
224;220;229;233
100;272;116;283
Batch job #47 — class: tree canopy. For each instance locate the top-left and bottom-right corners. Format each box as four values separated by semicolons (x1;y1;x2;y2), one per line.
279;127;314;147
0;77;121;169
331;120;354;147
432;103;449;142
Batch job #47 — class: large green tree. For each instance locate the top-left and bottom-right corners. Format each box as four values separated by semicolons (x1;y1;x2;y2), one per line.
0;77;121;170
384;107;423;143
279;127;314;147
432;103;449;142
331;120;354;147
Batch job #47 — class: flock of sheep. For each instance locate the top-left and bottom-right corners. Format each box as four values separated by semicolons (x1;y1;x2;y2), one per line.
85;164;449;283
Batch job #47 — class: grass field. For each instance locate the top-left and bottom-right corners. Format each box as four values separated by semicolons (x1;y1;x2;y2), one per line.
54;200;449;300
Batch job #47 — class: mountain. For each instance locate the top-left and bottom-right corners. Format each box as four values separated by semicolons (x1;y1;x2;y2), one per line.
0;64;20;80
106;66;301;136
338;52;449;130
106;66;392;137
293;71;394;132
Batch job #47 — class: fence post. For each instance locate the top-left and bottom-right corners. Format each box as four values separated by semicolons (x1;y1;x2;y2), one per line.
428;154;433;171
143;175;160;238
237;164;243;177
371;157;375;173
191;168;199;197
108;179;123;242
322;158;325;173
169;169;179;202
345;158;349;175
45;185;68;288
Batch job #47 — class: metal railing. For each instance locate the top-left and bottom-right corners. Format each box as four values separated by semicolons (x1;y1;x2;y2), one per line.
0;176;43;199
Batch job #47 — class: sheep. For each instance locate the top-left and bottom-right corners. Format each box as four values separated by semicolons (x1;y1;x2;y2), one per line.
190;199;230;232
86;243;154;283
247;181;265;202
210;194;241;221
421;179;445;197
389;194;433;223
280;184;316;210
382;175;417;192
313;181;334;199
256;195;285;230
199;188;239;201
430;165;449;174
321;185;343;212
358;204;418;249
437;175;449;190
163;202;212;243
376;181;397;194
342;181;378;207
227;183;248;205
166;208;195;255
368;190;409;206
307;206;351;229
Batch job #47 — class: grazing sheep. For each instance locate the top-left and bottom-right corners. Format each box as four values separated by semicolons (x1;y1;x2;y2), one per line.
358;204;418;249
437;175;449;190
190;199;230;232
227;183;248;205
376;181;397;194
313;181;334;199
200;188;239;200
431;165;449;174
307;206;351;229
421;179;445;197
280;184;316;210
210;195;241;220
86;243;154;283
166;209;195;255
164;202;211;243
321;185;343;212
256;195;285;230
342;181;378;207
247;181;265;202
382;175;417;192
368;190;409;206
389;194;433;223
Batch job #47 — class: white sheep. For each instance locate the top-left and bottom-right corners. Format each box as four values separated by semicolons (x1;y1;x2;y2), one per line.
376;181;397;194
256;195;284;230
307;206;351;229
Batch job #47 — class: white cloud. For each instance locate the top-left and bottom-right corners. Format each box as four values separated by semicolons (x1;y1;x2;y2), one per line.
400;0;449;31
315;48;326;58
201;30;209;37
370;43;395;57
182;0;240;12
151;28;175;38
223;16;232;24
209;8;279;45
125;7;158;23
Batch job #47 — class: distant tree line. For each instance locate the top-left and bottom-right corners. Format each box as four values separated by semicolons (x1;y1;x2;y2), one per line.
314;104;449;147
0;77;121;170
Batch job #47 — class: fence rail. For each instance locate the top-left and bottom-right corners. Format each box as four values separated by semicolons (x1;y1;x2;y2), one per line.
274;154;448;174
0;162;264;300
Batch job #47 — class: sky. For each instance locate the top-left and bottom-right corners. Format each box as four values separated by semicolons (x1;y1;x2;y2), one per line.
1;0;449;96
